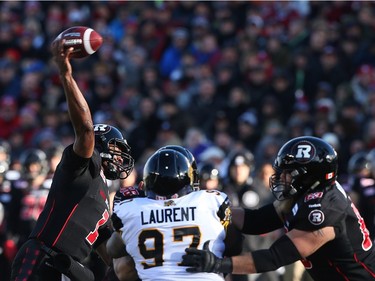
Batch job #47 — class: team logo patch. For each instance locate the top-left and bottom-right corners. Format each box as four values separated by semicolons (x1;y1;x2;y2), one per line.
304;192;323;202
94;124;111;135
291;140;316;163
164;200;176;206
308;210;324;225
220;206;231;229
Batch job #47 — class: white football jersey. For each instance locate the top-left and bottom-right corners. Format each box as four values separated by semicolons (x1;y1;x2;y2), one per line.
113;190;231;281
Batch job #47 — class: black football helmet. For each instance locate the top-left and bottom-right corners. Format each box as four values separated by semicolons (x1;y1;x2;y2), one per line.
270;136;338;200
19;148;49;180
158;145;199;190
367;148;375;176
347;152;371;175
94;124;134;180
143;149;194;199
199;162;219;181
228;150;255;170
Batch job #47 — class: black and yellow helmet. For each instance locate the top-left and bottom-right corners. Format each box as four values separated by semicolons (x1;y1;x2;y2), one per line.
158;145;199;190
143;149;194;199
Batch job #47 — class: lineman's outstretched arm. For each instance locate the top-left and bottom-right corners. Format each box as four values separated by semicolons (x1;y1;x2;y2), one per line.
223;223;243;257
181;226;335;274
231;199;294;234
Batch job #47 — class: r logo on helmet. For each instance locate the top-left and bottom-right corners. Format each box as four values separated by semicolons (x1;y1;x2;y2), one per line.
94;124;111;135
292;141;316;163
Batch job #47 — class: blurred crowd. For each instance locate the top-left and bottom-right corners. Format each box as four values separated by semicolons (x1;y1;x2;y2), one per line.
1;1;375;281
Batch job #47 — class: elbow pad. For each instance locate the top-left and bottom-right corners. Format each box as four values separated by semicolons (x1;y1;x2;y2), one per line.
242;204;283;234
252;235;302;272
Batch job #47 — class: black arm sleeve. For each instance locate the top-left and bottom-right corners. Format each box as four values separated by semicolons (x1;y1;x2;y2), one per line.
242;204;284;234
252;235;302;272
223;224;244;257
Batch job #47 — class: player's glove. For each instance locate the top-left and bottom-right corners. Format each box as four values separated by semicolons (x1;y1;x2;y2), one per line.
180;241;233;273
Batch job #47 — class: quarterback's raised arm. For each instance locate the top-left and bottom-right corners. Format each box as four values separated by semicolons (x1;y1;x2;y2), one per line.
51;38;94;158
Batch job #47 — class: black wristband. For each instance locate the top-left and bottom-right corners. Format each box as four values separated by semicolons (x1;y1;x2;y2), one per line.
252;235;301;272
242;204;283;234
216;257;233;273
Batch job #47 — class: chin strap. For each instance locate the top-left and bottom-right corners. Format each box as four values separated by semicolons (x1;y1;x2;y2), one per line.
103;162;120;180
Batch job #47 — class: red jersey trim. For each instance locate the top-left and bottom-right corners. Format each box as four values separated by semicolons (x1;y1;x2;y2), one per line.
37;199;55;239
52;204;78;247
354;253;375;278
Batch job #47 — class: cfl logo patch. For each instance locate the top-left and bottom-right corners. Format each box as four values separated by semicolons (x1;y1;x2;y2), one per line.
308;210;324;225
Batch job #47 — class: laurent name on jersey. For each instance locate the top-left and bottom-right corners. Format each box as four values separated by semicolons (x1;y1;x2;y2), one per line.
141;207;197;225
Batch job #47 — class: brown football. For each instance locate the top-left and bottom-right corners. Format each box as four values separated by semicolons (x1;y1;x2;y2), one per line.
55;26;103;59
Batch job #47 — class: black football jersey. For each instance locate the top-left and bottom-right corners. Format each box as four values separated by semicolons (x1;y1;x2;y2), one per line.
29;145;111;261
350;176;375;240
284;182;375;280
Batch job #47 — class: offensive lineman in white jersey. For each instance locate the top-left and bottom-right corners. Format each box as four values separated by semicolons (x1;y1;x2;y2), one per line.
109;148;241;281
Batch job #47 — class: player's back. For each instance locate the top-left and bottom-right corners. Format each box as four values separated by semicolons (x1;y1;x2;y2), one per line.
114;189;230;281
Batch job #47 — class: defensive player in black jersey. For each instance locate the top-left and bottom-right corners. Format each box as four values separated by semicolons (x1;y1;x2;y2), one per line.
11;37;134;281
181;136;375;281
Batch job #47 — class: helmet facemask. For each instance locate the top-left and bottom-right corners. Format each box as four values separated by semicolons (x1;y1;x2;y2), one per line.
270;168;310;201
100;138;134;180
94;124;134;180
